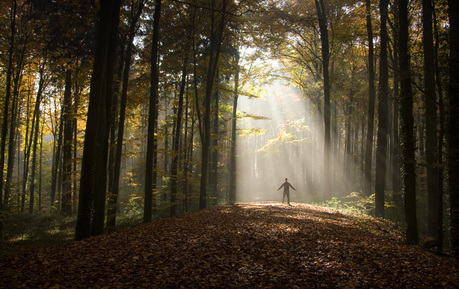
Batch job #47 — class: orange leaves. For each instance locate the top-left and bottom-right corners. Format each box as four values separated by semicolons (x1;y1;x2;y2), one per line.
0;202;458;288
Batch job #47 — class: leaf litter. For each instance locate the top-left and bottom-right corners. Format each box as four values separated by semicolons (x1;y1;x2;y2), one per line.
1;202;458;288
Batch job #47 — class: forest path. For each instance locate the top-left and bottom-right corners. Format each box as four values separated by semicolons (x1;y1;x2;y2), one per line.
1;202;458;288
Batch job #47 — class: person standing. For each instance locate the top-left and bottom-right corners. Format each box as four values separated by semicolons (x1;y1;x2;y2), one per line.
277;178;297;205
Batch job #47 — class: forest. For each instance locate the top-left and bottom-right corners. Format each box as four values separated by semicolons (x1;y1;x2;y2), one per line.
1;0;459;268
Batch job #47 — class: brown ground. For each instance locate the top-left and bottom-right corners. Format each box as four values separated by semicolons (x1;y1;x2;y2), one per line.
1;202;458;288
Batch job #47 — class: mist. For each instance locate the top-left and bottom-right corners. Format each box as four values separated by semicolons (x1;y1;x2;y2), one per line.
235;75;357;204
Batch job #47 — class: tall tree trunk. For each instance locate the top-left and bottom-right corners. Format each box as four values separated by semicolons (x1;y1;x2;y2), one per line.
228;52;238;204
29;61;46;214
433;0;444;253
51;107;64;208
75;0;122;241
315;0;331;201
108;1;143;231
0;0;17;228
447;0;459;258
170;56;188;216
375;0;389;218
211;81;219;203
364;0;376;197
62;69;73;216
422;0;439;238
399;0;418;245
91;0;121;236
199;0;227;209
391;0;401;205
4;68;21;207
38;122;43;212
144;0;162;223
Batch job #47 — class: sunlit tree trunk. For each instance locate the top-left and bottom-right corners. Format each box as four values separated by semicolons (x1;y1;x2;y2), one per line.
364;0;376;197
314;0;331;201
375;0;389;218
447;0;459;258
399;0;418;245
229;51;239;204
144;0;162;223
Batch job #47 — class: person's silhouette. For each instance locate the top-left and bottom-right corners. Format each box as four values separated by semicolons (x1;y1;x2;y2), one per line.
277;178;296;205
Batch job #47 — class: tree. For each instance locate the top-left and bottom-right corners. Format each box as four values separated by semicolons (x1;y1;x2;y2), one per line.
199;0;229;210
364;0;376;197
314;0;331;201
375;0;389;218
447;0;459;258
422;0;439;239
75;0;122;241
144;0;162;223
399;0;418;245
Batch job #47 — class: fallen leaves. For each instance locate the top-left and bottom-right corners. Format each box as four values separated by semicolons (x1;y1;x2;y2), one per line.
0;202;458;288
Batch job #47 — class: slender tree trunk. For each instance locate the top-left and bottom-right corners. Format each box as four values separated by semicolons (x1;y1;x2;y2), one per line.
422;0;439;238
39;123;43;212
75;0;122;241
228;55;238;204
433;0;444;253
447;0;459;258
211;85;219;204
0;0;17;228
29;62;46;214
392;0;401;205
91;0;121;236
171;56;188;216
144;0;162;223
108;1;143;230
375;0;389;218
399;0;418;245
314;0;331;201
364;0;376;197
62;69;73;215
199;0;227;209
51;107;64;208
4;69;21;207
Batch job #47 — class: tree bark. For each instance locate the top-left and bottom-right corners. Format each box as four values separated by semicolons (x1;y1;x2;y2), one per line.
314;0;331;201
199;0;227;209
229;52;238;205
144;0;162;223
447;0;459;258
364;0;376;197
75;0;121;241
62;69;73;216
433;0;444;253
107;0;143;231
375;0;389;218
0;0;17;223
170;56;188;216
399;0;418;245
422;0;439;238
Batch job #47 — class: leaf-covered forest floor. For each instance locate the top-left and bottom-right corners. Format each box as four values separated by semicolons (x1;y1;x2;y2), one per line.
1;202;458;288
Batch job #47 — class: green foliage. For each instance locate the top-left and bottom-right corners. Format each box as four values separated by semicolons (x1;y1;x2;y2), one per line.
316;192;374;216
1;210;75;243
